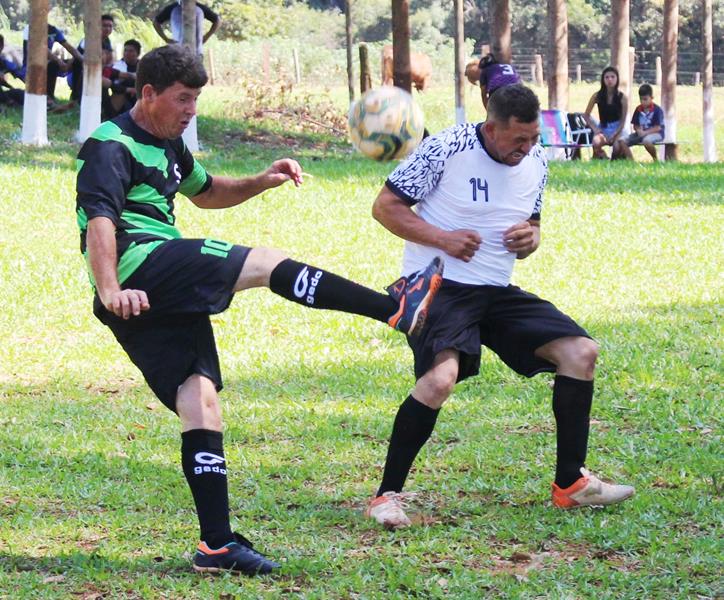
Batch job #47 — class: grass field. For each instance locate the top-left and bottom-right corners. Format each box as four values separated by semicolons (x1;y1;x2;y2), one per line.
0;81;722;599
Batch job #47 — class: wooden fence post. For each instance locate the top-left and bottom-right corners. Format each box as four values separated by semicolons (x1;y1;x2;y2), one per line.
534;54;544;86
576;64;581;83
359;43;371;94
292;48;301;84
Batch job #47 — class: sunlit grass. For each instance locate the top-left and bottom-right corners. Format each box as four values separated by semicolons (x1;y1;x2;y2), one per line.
0;82;721;598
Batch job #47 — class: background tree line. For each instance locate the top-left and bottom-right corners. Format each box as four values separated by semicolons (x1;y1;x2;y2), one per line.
1;0;721;76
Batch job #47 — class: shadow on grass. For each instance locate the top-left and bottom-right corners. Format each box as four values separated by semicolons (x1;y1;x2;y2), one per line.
548;161;723;204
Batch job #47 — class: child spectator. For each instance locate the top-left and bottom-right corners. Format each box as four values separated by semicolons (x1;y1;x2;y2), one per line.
618;84;665;162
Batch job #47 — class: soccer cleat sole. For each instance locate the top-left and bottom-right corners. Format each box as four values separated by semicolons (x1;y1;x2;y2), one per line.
406;272;443;336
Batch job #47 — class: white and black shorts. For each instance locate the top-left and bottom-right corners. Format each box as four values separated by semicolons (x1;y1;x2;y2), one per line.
407;280;590;381
94;238;250;411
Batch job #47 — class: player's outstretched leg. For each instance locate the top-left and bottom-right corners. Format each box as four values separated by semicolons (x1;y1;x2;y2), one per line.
265;254;444;336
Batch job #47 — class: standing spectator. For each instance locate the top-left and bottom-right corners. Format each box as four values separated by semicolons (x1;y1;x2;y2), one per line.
583;66;629;160
153;1;221;56
21;23;83;107
618;84;665;162
465;53;521;110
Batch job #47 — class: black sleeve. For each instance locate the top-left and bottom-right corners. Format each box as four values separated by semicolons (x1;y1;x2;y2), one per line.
76;139;133;224
198;2;220;23
155;3;175;24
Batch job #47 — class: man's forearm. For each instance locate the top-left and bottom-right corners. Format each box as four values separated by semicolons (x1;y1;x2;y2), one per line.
86;217;121;301
191;174;268;209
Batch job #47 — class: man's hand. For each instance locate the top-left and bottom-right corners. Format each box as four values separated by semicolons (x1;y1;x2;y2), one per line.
440;229;482;262
260;158;304;189
102;288;150;319
503;221;539;258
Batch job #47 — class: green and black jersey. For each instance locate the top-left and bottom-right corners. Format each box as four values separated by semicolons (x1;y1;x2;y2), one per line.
75;112;212;286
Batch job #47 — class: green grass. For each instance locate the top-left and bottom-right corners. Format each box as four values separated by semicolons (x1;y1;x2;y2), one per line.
0;83;722;599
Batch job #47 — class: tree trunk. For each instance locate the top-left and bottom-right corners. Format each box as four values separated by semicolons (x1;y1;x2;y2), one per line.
182;0;199;151
661;0;678;153
702;0;716;162
453;0;465;124
610;0;630;98
547;0;568;110
490;0;511;64
391;0;411;92
77;0;102;143
22;0;49;145
345;0;354;102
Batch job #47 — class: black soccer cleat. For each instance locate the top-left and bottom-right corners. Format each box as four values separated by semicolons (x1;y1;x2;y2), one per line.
192;532;280;576
386;256;444;336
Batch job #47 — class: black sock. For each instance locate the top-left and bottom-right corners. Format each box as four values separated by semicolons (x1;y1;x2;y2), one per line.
269;259;396;323
377;395;440;496
181;429;234;548
552;375;593;489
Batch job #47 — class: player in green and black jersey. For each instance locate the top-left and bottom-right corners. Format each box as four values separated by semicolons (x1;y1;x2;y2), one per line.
75;43;443;576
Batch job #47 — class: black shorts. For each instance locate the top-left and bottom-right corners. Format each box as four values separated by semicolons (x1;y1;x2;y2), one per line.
407;280;590;382
94;238;250;411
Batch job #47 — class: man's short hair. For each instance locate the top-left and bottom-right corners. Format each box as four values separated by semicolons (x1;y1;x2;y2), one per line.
101;14;114;22
638;83;653;97
136;44;207;96
486;84;540;124
124;39;141;54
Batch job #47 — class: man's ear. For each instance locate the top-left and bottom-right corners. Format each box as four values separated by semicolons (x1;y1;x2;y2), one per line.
140;83;156;101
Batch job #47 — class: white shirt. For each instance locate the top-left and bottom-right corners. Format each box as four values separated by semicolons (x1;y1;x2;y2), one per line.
387;122;548;286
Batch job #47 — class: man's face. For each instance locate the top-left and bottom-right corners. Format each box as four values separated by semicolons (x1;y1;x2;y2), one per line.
102;19;114;39
484;117;540;166
123;45;139;65
143;81;201;139
639;94;653;109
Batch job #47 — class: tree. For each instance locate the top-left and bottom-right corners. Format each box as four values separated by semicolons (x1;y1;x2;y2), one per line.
77;0;102;143
391;0;411;92
21;0;49;145
490;0;511;63
548;0;568;110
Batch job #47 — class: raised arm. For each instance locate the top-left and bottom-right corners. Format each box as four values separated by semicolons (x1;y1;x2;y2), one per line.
190;158;304;210
372;185;481;262
86;216;149;318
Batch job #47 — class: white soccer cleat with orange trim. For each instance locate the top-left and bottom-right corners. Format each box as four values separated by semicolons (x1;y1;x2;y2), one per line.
552;468;635;509
364;491;413;529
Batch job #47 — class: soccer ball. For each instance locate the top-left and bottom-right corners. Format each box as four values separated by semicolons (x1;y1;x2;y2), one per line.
348;87;425;161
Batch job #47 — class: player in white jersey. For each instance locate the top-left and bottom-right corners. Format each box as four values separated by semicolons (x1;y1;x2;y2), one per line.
364;85;634;529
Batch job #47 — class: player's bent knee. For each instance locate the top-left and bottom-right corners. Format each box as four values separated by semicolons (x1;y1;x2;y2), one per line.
570;338;599;376
234;247;289;291
177;374;223;431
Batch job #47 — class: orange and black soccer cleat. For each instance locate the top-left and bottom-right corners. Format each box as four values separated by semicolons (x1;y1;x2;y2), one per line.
192;532;280;575
387;256;444;336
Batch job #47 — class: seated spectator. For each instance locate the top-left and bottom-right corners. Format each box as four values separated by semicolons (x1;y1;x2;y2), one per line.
583;66;628;160
70;14;115;103
0;34;25;106
153;1;221;56
617;84;665;162
21;23;82;108
464;53;521;109
109;39;140;116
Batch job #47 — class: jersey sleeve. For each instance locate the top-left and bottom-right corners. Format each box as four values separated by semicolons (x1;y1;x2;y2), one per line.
176;140;213;198
198;2;220;23
530;145;548;221
386;134;450;205
76;139;133;224
155;3;175;24
652;106;664;127
630;107;640;126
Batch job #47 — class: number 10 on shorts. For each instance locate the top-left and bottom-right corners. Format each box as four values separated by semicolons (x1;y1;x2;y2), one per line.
200;239;233;258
